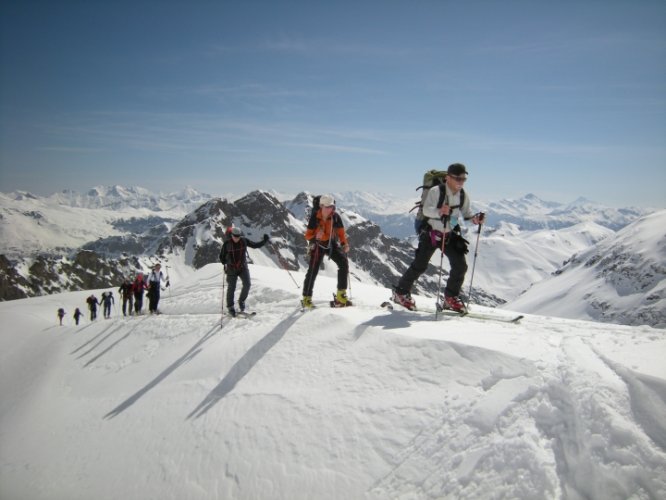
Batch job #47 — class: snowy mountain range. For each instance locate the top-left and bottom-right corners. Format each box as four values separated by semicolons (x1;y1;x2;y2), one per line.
333;191;652;237
0;186;663;328
509;210;666;327
2;263;665;499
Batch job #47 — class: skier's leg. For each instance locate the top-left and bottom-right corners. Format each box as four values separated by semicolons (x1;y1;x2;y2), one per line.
302;246;323;297
238;268;251;307
226;272;238;309
396;232;437;293
330;247;349;290
444;244;468;297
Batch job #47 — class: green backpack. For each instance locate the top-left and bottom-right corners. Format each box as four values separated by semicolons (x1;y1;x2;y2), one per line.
411;169;465;233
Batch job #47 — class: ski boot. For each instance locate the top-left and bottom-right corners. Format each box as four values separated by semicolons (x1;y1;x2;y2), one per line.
392;288;416;311
227;306;237;318
437;295;467;314
331;289;352;308
301;296;315;310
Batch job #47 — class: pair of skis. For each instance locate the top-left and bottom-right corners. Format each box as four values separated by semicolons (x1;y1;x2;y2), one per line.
380;300;524;324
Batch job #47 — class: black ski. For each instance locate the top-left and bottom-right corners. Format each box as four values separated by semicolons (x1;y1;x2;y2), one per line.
380;301;523;324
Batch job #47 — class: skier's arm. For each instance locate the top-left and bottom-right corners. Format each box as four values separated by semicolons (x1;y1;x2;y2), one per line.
304;224;318;241
338;228;350;253
461;194;474;220
246;235;270;249
460;195;484;224
219;243;227;264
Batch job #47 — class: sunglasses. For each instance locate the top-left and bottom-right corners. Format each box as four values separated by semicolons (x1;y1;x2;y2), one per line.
449;175;467;183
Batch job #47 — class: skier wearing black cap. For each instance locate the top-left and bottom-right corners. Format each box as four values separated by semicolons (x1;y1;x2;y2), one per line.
393;163;485;312
219;226;270;317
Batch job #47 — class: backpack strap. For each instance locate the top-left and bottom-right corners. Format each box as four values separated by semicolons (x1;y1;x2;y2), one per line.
436;184;446;209
440;186;465;210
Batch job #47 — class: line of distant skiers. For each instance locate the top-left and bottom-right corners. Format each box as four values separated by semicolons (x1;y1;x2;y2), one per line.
56;263;169;325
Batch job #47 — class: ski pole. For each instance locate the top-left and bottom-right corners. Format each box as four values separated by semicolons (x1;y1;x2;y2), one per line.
221;268;226;318
435;216;449;320
269;241;300;289
345;252;352;301
465;212;485;311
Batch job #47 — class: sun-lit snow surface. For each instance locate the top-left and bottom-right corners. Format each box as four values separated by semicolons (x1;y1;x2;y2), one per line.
1;264;665;500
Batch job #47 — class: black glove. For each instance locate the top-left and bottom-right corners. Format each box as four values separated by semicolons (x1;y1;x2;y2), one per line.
165;280;170;288
263;234;270;242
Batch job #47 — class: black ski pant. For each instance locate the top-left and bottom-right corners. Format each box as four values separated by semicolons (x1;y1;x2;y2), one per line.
123;293;134;316
134;292;144;314
302;243;348;297
122;295;133;316
148;283;161;312
397;231;468;298
103;303;112;318
226;267;251;309
89;307;97;321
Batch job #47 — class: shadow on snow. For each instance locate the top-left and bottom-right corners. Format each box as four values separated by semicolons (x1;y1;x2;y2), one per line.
186;310;301;420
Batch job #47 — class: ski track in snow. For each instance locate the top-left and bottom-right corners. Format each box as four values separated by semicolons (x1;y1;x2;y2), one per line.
1;264;665;500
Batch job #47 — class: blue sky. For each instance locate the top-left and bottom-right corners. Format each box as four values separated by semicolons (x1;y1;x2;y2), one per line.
1;0;665;208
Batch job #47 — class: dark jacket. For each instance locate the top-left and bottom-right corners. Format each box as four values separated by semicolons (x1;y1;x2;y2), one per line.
219;235;269;272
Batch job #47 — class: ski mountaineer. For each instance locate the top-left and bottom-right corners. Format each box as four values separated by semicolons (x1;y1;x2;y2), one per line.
147;263;168;314
57;308;66;326
118;278;134;316
86;294;100;321
100;291;115;319
73;307;83;325
219;227;270;317
393;163;485;312
132;273;148;315
301;194;351;309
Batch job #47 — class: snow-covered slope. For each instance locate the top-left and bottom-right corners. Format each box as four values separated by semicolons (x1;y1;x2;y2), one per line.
507;210;666;327
473;221;615;301
1;265;665;500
